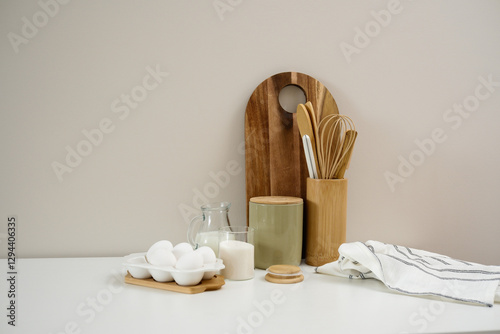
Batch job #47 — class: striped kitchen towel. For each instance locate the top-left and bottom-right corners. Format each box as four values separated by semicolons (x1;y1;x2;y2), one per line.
316;240;500;307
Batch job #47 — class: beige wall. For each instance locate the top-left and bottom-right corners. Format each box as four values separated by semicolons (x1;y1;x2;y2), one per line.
1;0;499;264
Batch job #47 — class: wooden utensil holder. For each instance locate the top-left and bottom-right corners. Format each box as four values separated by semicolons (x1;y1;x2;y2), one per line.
305;178;347;266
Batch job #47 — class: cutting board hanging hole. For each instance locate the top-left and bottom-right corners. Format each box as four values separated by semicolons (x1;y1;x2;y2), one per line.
278;84;307;114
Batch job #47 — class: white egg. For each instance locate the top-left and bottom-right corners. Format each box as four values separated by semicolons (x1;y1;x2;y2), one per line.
148;240;173;252
146;240;173;261
147;248;177;267
175;251;204;270
195;246;216;264
172;242;194;260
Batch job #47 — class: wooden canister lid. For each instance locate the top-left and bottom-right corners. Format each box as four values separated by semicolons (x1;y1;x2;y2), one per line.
267;264;301;275
250;196;303;205
265;265;304;284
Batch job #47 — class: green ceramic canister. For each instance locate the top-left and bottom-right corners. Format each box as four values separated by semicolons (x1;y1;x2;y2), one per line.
249;196;303;269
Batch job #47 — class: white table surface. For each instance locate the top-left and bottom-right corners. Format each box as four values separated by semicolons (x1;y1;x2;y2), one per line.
1;257;500;334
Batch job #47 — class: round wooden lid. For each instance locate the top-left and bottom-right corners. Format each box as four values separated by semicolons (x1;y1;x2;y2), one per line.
250;196;303;205
267;264;301;275
265;273;304;284
265;264;304;284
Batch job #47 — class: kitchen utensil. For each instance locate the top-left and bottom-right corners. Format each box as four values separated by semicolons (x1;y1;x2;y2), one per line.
306;177;347;266
319;92;340;120
302;135;314;179
344;131;357;170
303;135;318;179
187;202;231;253
304;102;321;178
317;114;356;179
245;72;337;224
296;103;315;147
305;102;319;148
297;104;320;179
249;196;303;269
317;115;341;178
333;130;358;179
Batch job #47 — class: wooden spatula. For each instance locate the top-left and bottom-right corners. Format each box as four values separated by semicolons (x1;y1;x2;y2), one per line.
297;104;320;178
319;90;340;120
333;130;357;179
304;102;321;178
305;102;319;135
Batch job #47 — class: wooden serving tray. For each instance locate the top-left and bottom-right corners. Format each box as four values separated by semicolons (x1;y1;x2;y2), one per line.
124;273;225;294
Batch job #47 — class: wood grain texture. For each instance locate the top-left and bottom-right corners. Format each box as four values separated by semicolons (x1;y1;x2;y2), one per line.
245;72;337;224
320;90;340;119
249;196;303;205
304;102;321;178
333;130;358;179
124;273;225;294
265;273;304;284
265;264;304;284
267;264;301;275
305;178;347;266
317;115;343;179
296;103;315;177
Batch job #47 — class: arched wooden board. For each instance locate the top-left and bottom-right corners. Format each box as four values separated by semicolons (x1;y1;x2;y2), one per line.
244;72;338;224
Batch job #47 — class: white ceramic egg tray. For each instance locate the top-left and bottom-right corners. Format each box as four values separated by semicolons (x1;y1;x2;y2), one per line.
123;253;225;286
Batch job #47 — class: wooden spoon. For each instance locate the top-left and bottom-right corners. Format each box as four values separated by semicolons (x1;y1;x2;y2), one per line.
304;102;321;178
319;90;340;120
305;102;319;135
296;104;320;178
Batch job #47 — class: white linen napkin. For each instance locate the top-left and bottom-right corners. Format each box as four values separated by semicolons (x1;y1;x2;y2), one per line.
316;240;500;307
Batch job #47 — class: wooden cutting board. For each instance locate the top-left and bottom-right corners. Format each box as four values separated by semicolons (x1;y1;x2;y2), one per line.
245;72;338;223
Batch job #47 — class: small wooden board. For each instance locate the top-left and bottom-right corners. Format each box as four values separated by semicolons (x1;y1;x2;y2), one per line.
124;273;225;294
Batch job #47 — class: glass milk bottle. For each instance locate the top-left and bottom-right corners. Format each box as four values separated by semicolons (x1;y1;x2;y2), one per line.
187;202;231;254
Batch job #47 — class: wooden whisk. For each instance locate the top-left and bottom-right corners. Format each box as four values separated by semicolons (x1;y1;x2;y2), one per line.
317;114;357;179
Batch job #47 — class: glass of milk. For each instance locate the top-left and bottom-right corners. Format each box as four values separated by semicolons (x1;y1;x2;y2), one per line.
218;226;255;280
